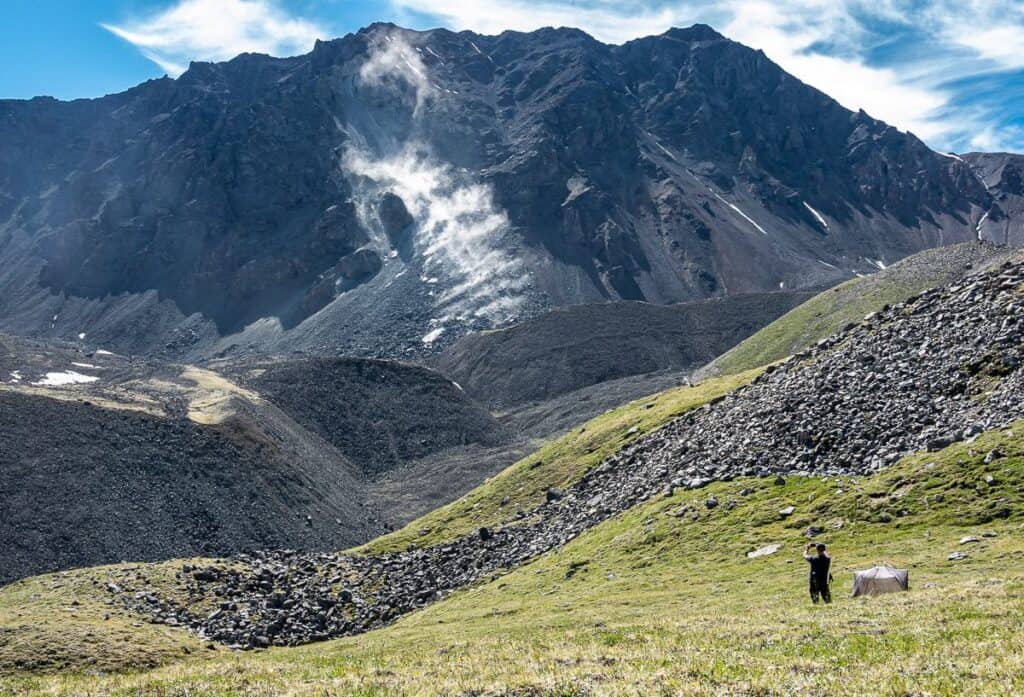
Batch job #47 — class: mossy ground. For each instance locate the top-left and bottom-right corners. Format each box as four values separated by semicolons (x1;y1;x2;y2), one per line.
3;422;1022;696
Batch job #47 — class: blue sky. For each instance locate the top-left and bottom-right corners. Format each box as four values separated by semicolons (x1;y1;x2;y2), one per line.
2;0;1022;154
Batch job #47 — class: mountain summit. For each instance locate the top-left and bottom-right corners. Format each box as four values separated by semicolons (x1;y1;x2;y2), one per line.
0;23;1020;358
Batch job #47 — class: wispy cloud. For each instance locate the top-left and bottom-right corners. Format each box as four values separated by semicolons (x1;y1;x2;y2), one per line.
101;0;324;76
393;0;1024;153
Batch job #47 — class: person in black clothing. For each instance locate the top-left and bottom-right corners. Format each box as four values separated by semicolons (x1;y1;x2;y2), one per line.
804;542;833;603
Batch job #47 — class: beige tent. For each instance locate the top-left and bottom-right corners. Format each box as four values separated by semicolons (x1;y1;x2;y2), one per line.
852;565;909;597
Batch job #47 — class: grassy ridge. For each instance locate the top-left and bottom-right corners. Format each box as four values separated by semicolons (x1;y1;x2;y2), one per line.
4;422;1023;695
360;368;762;553
706;243;1017;378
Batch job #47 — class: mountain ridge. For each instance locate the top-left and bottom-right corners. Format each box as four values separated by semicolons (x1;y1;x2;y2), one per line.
1;22;1020;360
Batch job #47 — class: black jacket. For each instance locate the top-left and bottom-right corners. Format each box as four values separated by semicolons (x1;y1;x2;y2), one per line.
805;553;831;579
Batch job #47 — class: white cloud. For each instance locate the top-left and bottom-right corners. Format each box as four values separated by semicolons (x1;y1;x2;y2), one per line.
102;0;324;77
719;1;952;142
392;0;681;45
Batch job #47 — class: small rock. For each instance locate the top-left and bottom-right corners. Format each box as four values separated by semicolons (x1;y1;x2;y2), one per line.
959;536;980;545
747;544;782;559
984;449;1002;464
948;551;968;561
773;475;787;486
478;527;493;541
545;487;564;502
705;496;719;509
983;474;998;486
778;505;796;518
803;525;825;538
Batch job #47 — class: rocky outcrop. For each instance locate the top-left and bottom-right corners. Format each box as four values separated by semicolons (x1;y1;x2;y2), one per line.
121;258;1024;648
378;193;414;253
964;152;1024;246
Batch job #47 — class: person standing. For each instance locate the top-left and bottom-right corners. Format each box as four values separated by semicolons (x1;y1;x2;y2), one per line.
804;542;833;603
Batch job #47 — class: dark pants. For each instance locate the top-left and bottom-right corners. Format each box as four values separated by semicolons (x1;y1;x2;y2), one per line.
810;575;831;604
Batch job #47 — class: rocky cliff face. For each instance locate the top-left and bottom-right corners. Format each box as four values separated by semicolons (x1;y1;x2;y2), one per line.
0;23;1013;358
963;152;1024;245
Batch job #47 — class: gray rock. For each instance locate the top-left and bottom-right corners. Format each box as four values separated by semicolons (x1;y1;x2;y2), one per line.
747;544;782;559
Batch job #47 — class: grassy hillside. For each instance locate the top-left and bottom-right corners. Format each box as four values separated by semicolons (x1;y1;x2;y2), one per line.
3;421;1022;696
361;368;762;553
704;243;1017;378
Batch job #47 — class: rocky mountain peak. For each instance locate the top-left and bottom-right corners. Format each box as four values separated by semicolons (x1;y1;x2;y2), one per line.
0;22;1019;359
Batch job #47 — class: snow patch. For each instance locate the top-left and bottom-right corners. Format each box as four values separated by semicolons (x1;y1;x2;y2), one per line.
451;380;463;391
468;41;494;63
936;151;964;163
975;209;990;239
712;192;768;235
421;327;445;344
8;371;21;383
652;140;678;161
77;332;86;340
32;370;99;387
425;46;445;64
866;258;888;270
803;202;829;229
818;260;838;270
95;350;115;356
71;362;100;369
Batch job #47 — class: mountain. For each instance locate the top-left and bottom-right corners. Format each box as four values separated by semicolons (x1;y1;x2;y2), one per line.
0;23;1016;359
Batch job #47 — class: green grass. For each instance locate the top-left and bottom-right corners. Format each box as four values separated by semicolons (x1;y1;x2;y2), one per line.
706;244;1016;378
0;560;211;678
3;422;1023;696
360;368;762;553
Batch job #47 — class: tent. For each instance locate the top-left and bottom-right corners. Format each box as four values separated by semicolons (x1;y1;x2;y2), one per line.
852;565;909;597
